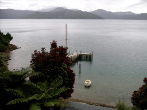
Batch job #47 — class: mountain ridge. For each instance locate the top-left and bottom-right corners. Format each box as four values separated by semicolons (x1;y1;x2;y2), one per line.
0;8;147;19
0;8;102;19
91;9;147;20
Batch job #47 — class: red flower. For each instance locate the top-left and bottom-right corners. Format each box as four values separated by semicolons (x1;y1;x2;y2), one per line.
30;40;75;99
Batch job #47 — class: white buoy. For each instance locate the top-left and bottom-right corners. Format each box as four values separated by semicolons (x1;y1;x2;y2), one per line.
84;80;91;87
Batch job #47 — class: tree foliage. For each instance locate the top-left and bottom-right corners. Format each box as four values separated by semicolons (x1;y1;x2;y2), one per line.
0;30;13;52
0;31;13;72
131;77;147;110
0;55;7;72
30;40;75;98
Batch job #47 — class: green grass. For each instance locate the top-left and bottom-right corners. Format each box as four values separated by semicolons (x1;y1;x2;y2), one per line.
116;101;140;110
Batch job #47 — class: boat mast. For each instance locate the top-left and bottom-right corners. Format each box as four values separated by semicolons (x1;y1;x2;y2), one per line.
65;24;68;48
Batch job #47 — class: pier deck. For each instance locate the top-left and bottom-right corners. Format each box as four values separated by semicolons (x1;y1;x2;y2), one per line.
68;52;93;62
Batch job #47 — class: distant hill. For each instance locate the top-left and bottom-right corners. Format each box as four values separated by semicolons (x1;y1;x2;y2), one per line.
23;7;102;19
0;9;35;19
0;8;102;19
0;8;147;19
91;9;147;20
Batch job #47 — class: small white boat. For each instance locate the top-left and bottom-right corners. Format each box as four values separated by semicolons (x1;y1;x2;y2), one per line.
84;80;91;87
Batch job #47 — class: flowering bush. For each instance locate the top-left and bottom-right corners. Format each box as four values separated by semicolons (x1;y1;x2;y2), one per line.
30;40;75;98
131;77;147;110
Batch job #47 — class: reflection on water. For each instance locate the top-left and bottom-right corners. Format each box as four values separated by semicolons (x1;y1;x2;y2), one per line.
71;60;93;78
0;19;147;105
10;28;53;33
79;63;81;76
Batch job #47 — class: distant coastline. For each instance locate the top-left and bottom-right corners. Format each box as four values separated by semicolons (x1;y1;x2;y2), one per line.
0;7;147;20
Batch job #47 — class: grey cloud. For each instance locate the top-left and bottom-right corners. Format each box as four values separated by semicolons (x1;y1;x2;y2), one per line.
139;0;147;4
0;0;147;13
127;0;147;8
0;0;12;4
142;0;147;2
29;4;37;7
128;3;140;8
1;0;19;2
28;2;39;7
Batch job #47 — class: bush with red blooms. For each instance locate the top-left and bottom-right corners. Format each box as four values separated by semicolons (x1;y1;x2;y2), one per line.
30;40;75;98
131;77;147;110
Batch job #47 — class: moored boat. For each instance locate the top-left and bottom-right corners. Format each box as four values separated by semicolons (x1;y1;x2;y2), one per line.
84;80;91;87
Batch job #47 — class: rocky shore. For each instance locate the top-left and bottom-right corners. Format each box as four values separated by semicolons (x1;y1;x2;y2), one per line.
67;98;116;109
0;44;19;67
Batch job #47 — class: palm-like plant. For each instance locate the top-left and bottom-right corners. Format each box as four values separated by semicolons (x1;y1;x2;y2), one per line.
0;70;27;110
0;69;67;110
7;76;67;110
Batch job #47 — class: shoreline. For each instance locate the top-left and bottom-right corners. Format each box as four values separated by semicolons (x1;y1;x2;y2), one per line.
0;44;20;68
67;98;116;108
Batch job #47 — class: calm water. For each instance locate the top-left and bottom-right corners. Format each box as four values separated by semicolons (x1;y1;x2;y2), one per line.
0;19;147;105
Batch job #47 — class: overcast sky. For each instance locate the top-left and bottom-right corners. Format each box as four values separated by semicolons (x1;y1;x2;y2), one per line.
0;0;147;13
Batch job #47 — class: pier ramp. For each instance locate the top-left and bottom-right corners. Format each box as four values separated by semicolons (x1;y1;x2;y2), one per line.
68;52;93;63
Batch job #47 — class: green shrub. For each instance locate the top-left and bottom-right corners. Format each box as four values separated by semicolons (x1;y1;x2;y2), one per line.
0;55;3;66
116;101;129;110
0;31;13;52
0;55;7;72
116;101;140;110
0;30;13;71
0;42;7;52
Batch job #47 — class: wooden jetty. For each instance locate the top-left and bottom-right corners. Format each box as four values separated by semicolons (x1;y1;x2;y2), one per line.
68;52;93;63
78;52;93;61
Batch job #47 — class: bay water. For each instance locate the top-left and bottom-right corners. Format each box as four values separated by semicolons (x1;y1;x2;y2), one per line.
0;19;147;105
